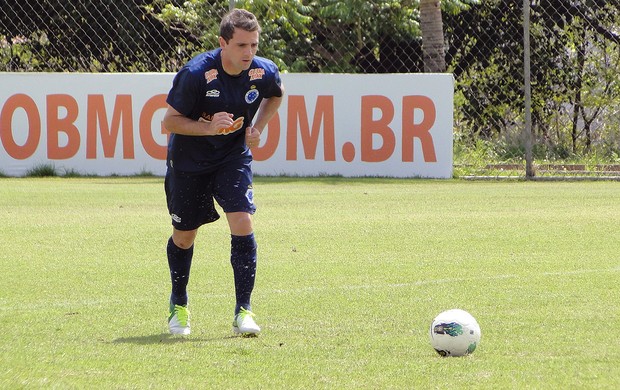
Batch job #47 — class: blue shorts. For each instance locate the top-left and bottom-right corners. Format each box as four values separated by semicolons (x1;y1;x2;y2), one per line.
164;159;256;231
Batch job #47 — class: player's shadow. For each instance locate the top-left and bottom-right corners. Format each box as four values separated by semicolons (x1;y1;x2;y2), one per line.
112;333;237;345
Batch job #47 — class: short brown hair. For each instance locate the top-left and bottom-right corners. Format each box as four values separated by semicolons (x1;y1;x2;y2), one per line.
220;9;261;42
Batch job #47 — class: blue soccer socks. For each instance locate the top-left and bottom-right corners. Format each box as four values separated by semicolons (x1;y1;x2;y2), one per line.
167;237;193;306
230;233;257;315
166;234;260;333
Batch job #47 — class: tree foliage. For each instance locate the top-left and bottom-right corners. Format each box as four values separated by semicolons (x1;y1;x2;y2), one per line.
444;0;620;159
1;0;180;71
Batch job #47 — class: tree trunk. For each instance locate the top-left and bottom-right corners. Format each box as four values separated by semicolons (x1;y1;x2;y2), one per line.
420;0;446;72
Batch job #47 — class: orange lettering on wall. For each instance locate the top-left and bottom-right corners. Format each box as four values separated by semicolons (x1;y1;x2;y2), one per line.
402;96;437;162
286;96;336;161
361;95;395;162
46;94;80;159
139;94;168;160
0;94;41;159
86;95;134;159
252;113;280;161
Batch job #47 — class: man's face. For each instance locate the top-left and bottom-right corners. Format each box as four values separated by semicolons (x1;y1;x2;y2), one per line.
220;28;259;75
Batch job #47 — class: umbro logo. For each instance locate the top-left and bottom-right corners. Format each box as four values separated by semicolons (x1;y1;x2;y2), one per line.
206;90;220;98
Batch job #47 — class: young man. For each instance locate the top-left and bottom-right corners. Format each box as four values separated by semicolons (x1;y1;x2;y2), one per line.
162;8;284;336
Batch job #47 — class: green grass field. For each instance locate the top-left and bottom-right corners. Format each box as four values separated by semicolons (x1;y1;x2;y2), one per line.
1;177;619;389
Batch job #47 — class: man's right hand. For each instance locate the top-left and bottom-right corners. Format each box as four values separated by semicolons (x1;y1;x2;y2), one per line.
204;112;234;135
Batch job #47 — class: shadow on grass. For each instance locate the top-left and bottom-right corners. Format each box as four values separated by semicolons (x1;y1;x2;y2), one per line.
112;333;239;345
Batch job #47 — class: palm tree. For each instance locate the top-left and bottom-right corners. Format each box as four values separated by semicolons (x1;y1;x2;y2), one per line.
419;0;446;72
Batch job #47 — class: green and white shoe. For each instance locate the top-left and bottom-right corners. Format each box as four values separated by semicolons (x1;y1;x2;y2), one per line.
168;303;190;335
232;307;260;337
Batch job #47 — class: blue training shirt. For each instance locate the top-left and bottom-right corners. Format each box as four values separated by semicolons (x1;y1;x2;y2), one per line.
166;48;283;173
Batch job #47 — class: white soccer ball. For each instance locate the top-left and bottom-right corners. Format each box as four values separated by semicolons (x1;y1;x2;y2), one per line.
429;309;481;357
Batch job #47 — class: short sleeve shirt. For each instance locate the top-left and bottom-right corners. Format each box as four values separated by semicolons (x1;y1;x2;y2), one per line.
166;48;283;173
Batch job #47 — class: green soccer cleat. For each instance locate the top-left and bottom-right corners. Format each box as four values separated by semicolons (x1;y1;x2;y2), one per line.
232;307;260;337
168;303;190;335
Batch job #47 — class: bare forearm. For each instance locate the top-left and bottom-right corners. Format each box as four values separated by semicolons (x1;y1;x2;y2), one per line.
163;107;234;136
163;114;212;136
252;93;284;133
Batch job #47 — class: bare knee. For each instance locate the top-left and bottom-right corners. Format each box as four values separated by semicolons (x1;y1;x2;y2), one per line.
172;229;198;249
226;212;253;236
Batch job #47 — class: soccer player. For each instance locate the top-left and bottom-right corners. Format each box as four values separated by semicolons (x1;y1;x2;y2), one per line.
162;8;284;336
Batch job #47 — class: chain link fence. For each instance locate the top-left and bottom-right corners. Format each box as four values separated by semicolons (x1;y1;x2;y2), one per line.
1;0;619;178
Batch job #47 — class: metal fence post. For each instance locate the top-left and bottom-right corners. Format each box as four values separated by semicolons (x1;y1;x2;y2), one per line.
523;0;534;178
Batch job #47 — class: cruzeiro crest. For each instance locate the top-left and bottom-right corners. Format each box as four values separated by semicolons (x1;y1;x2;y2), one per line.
245;185;254;204
245;87;260;104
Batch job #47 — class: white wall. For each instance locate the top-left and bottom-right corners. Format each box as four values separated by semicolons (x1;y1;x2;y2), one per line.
0;72;453;178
